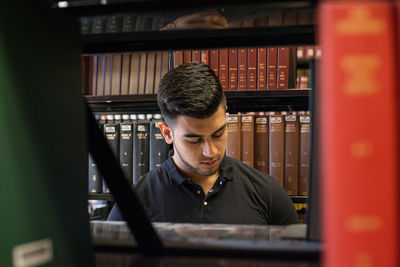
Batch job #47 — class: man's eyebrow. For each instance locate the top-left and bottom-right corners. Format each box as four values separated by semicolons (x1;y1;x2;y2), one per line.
183;124;227;138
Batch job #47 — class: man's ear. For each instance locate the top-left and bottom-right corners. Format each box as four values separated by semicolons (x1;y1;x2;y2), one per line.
158;121;173;144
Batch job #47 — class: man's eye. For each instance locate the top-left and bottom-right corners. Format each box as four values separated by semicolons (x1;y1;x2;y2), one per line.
187;139;201;144
213;130;225;138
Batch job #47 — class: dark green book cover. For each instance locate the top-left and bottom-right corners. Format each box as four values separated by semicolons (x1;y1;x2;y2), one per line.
119;122;133;185
0;2;91;266
133;120;150;184
149;119;170;170
103;123;120;193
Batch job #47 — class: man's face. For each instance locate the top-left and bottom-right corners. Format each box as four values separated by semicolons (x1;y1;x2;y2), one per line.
160;105;227;178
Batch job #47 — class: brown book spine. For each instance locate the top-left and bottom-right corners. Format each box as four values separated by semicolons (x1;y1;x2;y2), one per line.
201;50;209;65
238;48;247;90
153;52;162;95
277;47;290;89
209;49;219;77
247;48;257;90
129;53;140;95
257;48;267;90
111;54;122;95
219;49;228;91
269;113;284;186
80;56;87;95
144;52;156;94
241;114;255;168
91;55;97;95
173;51;183;68
283;10;297;25
158;51;170;93
226;114;241;161
298;112;310;196
267;48;278;90
242;18;254;28
104;55;112;95
284;112;299;195
192;50;201;62
228;49;238;90
268;12;283;26
96;55;105;96
138;52;147;94
254;114;269;174
120;54;131;95
183;50;192;63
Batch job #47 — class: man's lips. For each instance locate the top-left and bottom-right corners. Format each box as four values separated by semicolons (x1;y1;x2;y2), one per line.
201;159;218;167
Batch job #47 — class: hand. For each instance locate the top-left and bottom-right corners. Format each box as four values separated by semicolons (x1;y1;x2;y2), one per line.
160;10;228;30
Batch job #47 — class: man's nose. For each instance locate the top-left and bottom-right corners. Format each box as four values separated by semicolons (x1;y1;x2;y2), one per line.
202;139;218;157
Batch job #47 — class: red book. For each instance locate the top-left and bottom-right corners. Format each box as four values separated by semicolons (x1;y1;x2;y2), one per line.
247;48;257;90
184;50;192;63
267;47;278;90
305;46;315;59
228;49;238;90
237;48;247;90
319;2;398;267
257;48;267;90
201;50;209;65
277;47;290;89
219;49;229;91
209;49;219;77
173;51;183;68
192;50;201;63
297;46;306;60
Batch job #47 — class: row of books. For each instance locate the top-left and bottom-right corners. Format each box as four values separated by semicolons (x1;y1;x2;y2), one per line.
79;9;315;35
297;46;322;60
80;15;169;34
173;47;294;91
226;111;310;196
88;114;171;193
81;51;170;96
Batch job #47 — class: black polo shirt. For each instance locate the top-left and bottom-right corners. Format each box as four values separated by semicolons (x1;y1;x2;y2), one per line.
108;154;298;225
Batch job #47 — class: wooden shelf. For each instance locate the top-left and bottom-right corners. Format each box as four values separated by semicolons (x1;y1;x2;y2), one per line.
85;89;311;113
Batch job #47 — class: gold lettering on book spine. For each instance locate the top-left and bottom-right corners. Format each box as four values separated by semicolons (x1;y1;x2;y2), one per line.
335;7;385;35
345;215;382;232
341;55;380;96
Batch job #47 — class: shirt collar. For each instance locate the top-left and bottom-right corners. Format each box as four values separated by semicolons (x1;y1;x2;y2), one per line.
165;151;234;185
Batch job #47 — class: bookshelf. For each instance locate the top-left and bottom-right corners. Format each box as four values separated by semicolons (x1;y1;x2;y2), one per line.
73;1;316;222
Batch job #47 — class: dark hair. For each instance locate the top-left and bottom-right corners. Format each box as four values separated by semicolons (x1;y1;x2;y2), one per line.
157;62;226;123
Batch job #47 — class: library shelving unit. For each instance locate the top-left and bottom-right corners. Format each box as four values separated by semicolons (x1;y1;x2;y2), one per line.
66;0;317;205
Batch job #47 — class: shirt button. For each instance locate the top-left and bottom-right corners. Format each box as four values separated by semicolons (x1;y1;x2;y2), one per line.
219;181;222;185
209;189;214;193
203;202;208;206
196;190;201;195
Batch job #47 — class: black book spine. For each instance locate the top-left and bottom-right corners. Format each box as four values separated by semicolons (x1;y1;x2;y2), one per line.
133;121;150;184
103;123;120;193
122;15;137;32
92;16;107;34
135;16;153;32
88;153;102;193
80;17;92;34
149;121;170;170
119;122;133;186
106;16;123;33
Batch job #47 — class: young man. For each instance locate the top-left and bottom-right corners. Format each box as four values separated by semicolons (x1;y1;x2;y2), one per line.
108;62;298;225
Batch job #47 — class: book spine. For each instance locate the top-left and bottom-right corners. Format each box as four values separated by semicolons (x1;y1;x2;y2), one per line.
209;49;219;77
119;122;133;185
173;51;183;68
133;121;150;184
254;114;269;174
267;47;278;89
192;50;201;62
238;48;247;90
128;53;140;95
257;48;267;90
241;114;255;168
135;16;153;32
111;54;122;95
320;2;398;266
137;52;147;95
122;15;136;32
145;52;156;94
120;54;131;95
219;49;229;90
103;123;120;193
103;55;112;95
277;47;290;89
298;112;310;196
96;55;105;96
269;113;284;185
201;50;209;65
226;114;241;161
88;153;102;193
183;50;192;63
149;121;170;169
284;113;299;195
247;48;257;90
228;49;238;90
